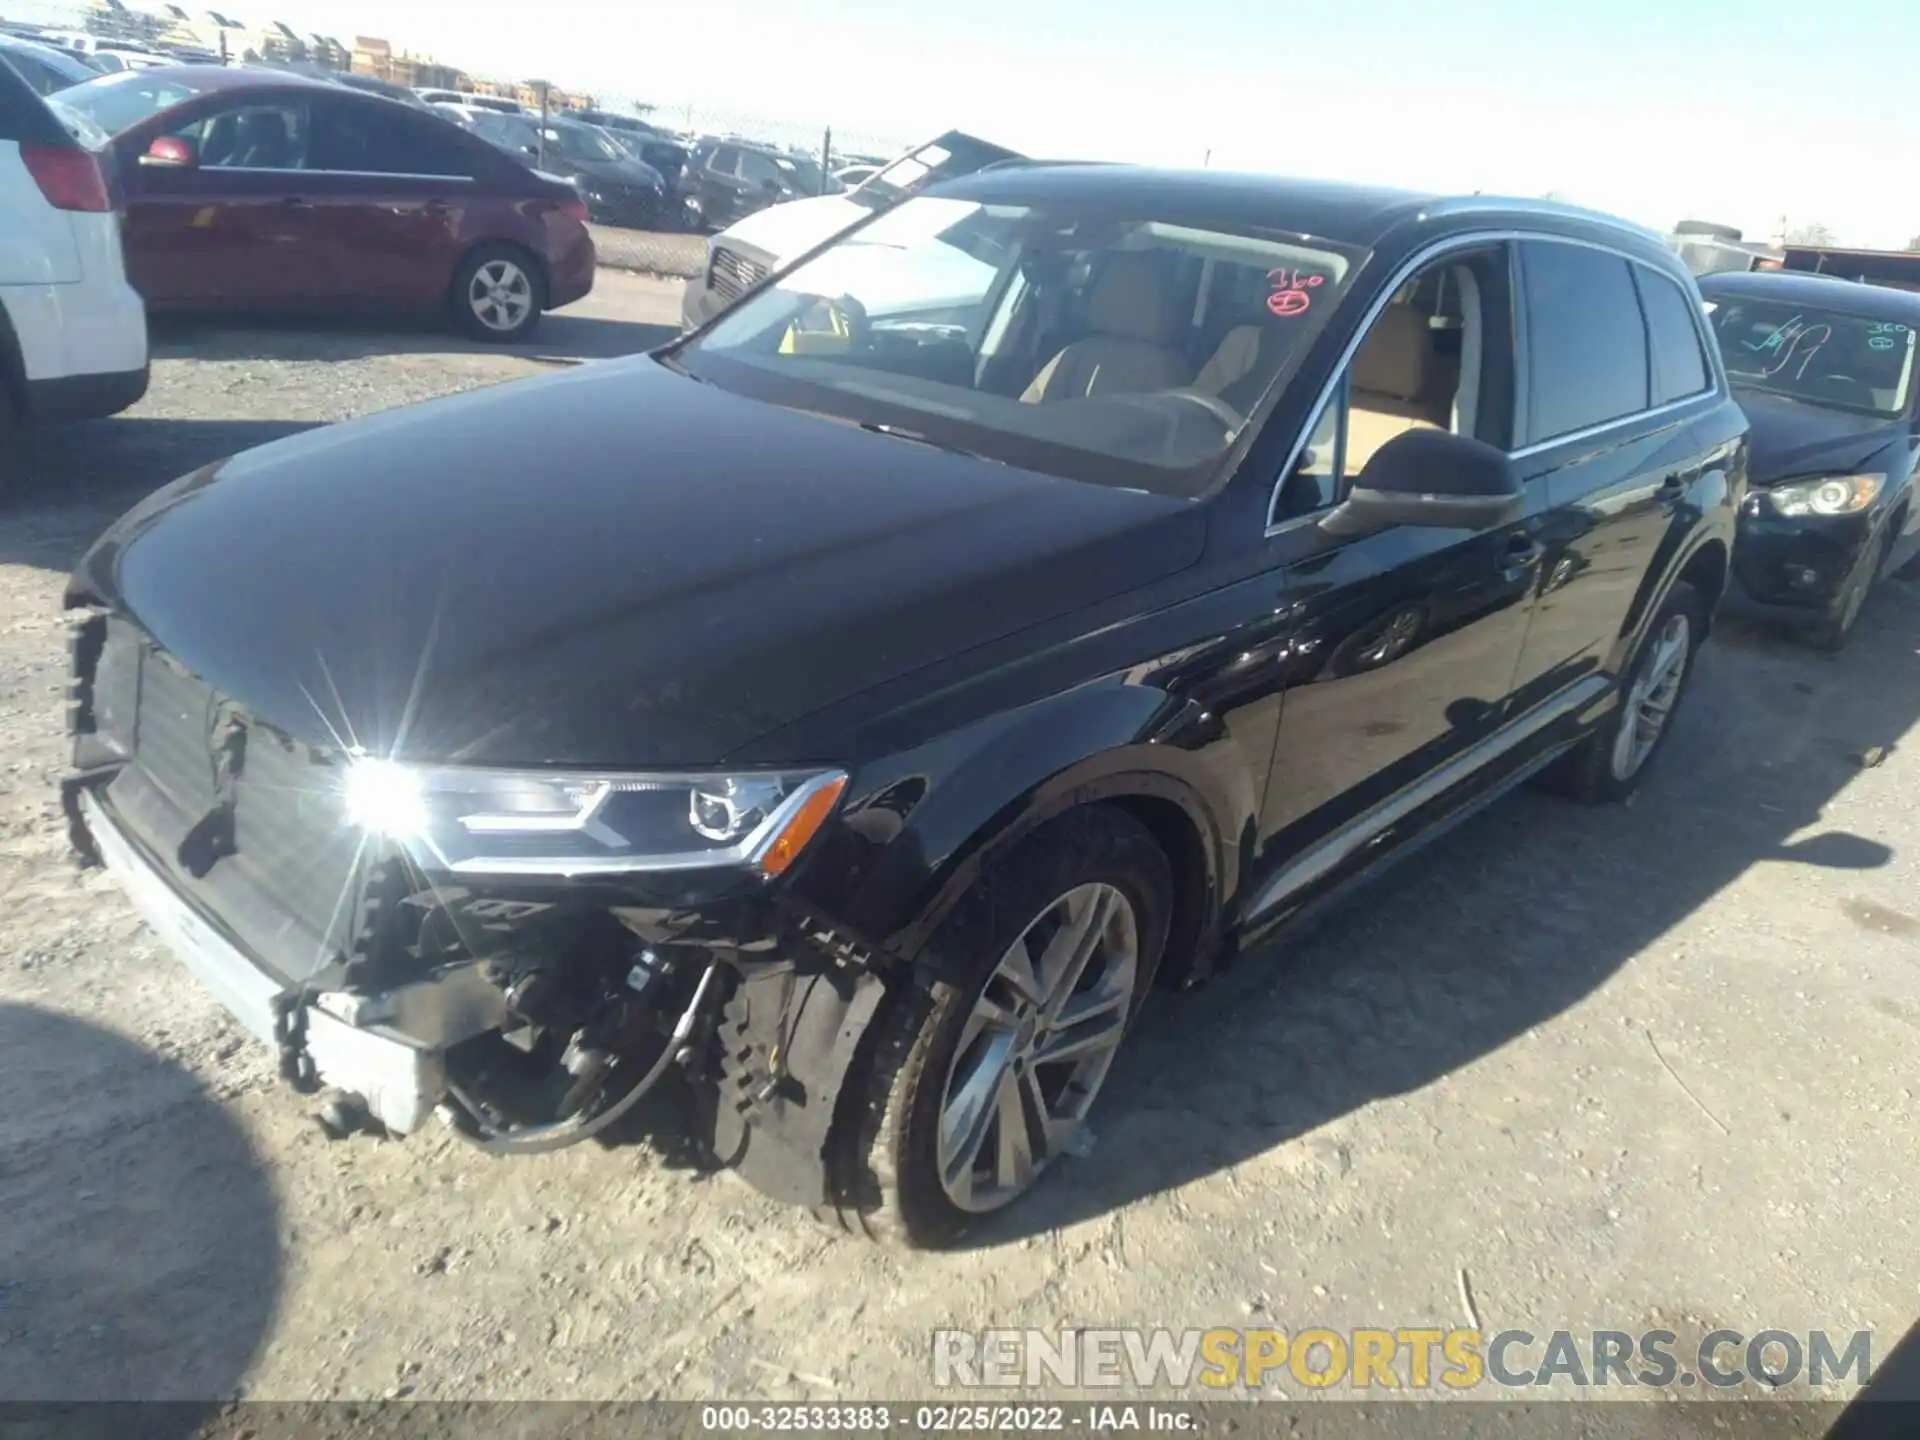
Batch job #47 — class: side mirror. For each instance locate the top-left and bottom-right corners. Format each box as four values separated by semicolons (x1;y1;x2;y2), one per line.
1320;428;1523;538
140;135;197;168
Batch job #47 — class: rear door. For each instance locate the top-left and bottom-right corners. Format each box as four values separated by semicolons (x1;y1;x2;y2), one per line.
302;95;477;304
1504;241;1725;709
699;145;749;225
117;93;330;307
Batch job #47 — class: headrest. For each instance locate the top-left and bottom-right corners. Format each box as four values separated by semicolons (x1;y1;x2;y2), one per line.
1352;304;1435;402
1088;253;1175;345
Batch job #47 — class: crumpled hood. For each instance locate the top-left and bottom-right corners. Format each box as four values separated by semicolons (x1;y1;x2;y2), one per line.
1735;386;1908;484
72;358;1204;768
712;192;874;266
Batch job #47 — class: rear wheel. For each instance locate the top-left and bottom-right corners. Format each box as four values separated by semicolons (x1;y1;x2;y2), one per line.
1546;580;1706;804
819;807;1172;1248
452;244;544;343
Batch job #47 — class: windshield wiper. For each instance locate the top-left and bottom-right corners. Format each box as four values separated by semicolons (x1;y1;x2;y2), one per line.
855;421;1002;465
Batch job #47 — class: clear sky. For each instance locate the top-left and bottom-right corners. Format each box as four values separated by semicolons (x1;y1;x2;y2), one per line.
88;0;1920;248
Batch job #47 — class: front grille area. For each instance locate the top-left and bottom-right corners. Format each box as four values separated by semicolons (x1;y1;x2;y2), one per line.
85;623;366;982
709;244;769;304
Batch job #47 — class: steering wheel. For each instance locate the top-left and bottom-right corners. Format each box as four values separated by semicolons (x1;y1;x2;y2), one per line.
1162;388;1245;429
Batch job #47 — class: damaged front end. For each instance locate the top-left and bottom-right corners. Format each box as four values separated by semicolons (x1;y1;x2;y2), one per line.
63;608;891;1203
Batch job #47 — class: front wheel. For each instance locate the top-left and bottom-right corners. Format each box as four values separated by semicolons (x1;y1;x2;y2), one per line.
451;244;544;343
1812;530;1890;652
819;807;1172;1248
1545;579;1706;804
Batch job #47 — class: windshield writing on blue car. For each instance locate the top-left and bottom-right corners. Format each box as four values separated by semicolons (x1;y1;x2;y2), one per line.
1709;298;1916;418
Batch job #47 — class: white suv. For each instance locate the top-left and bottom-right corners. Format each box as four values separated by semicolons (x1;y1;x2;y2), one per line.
0;60;149;486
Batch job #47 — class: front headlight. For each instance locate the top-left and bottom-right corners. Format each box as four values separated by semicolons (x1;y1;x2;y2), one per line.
341;759;847;879
1766;473;1884;517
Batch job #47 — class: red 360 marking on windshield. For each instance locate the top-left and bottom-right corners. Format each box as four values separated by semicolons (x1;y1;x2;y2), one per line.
1267;268;1323;317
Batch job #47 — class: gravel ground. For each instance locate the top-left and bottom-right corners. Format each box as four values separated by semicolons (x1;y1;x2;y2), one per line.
2;276;1917;1413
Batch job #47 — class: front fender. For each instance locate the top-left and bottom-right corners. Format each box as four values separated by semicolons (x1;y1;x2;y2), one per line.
796;679;1252;973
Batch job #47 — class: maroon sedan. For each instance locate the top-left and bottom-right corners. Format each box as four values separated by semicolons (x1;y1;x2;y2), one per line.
49;67;595;342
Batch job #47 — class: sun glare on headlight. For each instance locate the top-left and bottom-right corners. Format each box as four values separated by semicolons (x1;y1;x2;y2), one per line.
342;756;429;839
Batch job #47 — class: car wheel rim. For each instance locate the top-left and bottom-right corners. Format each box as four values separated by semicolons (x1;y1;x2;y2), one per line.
1611;612;1690;781
936;881;1138;1214
469;260;533;332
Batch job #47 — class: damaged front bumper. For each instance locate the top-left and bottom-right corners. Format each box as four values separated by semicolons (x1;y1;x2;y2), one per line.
70;779;890;1205
77;786;498;1134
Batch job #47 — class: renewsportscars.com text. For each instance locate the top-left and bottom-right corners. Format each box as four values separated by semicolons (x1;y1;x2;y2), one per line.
932;1327;1873;1391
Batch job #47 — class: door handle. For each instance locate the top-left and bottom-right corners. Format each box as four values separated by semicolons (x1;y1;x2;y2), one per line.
279;196;313;207
1502;536;1546;583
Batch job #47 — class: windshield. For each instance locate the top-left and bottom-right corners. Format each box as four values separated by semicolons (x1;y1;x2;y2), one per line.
472;111;537;154
1707;297;1917;419
675;196;1361;496
548;123;622;163
777;153;832;193
48;71;197;139
858;134;1018;205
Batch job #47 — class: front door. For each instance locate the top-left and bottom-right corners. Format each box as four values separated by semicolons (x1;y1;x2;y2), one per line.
119;94;332;309
1246;243;1543;919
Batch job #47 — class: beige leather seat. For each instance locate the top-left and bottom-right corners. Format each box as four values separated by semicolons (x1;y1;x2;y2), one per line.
1021;254;1187;403
1343;305;1452;473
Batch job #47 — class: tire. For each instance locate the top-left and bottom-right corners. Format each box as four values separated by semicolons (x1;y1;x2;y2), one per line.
0;389;19;501
1546;580;1707;804
1812;531;1890;653
818;806;1173;1248
451;244;545;344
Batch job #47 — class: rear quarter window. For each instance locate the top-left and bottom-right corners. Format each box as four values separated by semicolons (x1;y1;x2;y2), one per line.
0;56;71;146
1519;240;1651;444
1634;266;1711;403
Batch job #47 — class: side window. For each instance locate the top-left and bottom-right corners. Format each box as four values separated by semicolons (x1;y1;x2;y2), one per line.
307;101;475;177
1272;245;1518;525
738;151;780;186
1633;267;1711;404
1519;241;1650;444
709;145;740;176
176;100;308;170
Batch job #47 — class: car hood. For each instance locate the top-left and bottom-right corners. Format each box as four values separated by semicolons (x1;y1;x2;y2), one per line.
72;360;1205;769
711;192;873;266
1734;386;1909;484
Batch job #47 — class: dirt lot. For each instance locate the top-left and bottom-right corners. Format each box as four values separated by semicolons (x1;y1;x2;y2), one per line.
2;270;1918;1408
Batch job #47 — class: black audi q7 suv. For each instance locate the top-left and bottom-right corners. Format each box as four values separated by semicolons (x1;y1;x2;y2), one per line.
62;169;1747;1247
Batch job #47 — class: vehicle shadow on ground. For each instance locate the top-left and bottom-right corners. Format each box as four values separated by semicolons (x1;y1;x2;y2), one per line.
149;311;677;366
4;419;322;573
0;1004;280;1418
964;579;1920;1247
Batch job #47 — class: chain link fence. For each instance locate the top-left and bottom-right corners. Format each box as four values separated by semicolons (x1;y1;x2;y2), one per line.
587;225;706;279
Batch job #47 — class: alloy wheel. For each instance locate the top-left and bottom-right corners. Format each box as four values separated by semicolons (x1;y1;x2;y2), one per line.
1610;612;1690;781
936;882;1139;1213
468;259;534;334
